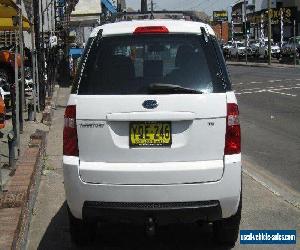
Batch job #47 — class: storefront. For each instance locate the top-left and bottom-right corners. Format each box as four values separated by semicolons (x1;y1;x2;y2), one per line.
247;6;299;42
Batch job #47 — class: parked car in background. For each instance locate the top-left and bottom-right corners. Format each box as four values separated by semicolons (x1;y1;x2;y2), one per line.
256;39;281;59
223;41;233;58
271;43;281;59
228;41;246;58
281;36;300;60
246;46;255;58
249;40;260;55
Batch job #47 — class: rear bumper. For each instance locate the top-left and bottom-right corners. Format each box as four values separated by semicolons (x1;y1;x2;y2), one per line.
83;200;222;224
63;155;241;222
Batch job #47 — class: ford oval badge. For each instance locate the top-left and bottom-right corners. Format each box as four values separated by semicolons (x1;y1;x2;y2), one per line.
143;100;158;109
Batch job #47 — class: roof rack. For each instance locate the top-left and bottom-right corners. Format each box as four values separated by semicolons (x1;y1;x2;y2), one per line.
100;11;209;24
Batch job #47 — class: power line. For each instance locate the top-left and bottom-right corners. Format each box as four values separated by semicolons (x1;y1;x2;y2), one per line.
189;0;237;13
189;0;210;11
193;0;221;15
147;0;159;11
184;0;201;10
203;1;220;12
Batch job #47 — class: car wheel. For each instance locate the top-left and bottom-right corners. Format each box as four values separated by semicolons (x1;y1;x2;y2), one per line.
213;196;242;247
67;206;97;246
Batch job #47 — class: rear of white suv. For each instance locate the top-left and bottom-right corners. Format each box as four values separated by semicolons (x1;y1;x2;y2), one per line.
63;20;241;246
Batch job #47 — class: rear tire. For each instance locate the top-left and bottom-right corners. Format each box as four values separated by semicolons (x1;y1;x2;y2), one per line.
213;196;242;247
67;206;97;246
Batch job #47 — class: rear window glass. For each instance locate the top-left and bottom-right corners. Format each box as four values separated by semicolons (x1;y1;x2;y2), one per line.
77;34;230;95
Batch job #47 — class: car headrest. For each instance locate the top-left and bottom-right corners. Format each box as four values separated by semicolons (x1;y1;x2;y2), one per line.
175;45;195;68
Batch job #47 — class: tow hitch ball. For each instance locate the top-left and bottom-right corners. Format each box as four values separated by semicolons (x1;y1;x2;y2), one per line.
145;217;156;237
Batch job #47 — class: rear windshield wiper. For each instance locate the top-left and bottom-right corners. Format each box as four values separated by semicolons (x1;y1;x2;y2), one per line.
149;83;203;94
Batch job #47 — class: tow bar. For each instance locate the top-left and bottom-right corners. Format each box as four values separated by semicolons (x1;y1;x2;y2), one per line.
145;217;156;237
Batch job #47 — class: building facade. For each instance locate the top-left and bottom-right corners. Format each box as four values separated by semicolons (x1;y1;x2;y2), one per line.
212;22;229;43
231;0;300;42
231;1;244;41
251;0;299;42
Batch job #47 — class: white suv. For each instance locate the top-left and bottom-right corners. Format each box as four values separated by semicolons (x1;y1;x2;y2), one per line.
63;20;242;246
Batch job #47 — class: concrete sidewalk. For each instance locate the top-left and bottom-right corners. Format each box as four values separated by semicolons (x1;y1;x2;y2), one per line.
26;86;300;250
0;108;48;190
226;61;299;69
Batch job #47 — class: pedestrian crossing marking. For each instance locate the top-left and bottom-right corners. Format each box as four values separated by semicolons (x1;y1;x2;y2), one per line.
232;78;300;87
235;84;300;97
267;90;297;97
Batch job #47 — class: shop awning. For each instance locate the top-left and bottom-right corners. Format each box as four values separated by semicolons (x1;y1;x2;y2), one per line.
70;0;101;25
0;0;31;31
69;47;84;58
72;0;102;15
101;0;116;14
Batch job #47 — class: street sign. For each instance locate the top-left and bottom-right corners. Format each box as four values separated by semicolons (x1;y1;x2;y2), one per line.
213;11;228;22
49;36;58;48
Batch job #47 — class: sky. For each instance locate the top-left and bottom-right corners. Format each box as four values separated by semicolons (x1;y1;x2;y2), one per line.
126;0;238;16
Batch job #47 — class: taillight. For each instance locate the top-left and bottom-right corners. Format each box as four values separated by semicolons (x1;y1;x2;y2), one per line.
225;103;241;155
63;105;79;156
133;26;169;35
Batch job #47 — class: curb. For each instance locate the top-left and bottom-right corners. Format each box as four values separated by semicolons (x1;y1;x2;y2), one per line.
226;61;299;69
0;130;47;250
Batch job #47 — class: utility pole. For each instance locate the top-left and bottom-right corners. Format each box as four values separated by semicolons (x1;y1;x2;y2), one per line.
14;19;20;152
18;3;24;133
231;5;234;44
117;0;121;12
31;0;37;121
117;0;125;12
33;0;40;112
267;0;272;65
243;0;248;64
40;0;46;109
294;20;297;67
150;0;154;19
141;0;147;13
220;21;223;42
13;0;22;154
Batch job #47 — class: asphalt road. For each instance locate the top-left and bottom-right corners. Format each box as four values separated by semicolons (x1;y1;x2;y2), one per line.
228;65;300;193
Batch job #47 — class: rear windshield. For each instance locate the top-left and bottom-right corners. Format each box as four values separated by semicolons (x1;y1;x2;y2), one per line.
77;34;230;95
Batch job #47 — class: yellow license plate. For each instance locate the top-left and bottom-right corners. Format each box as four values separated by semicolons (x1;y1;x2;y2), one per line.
129;121;172;147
